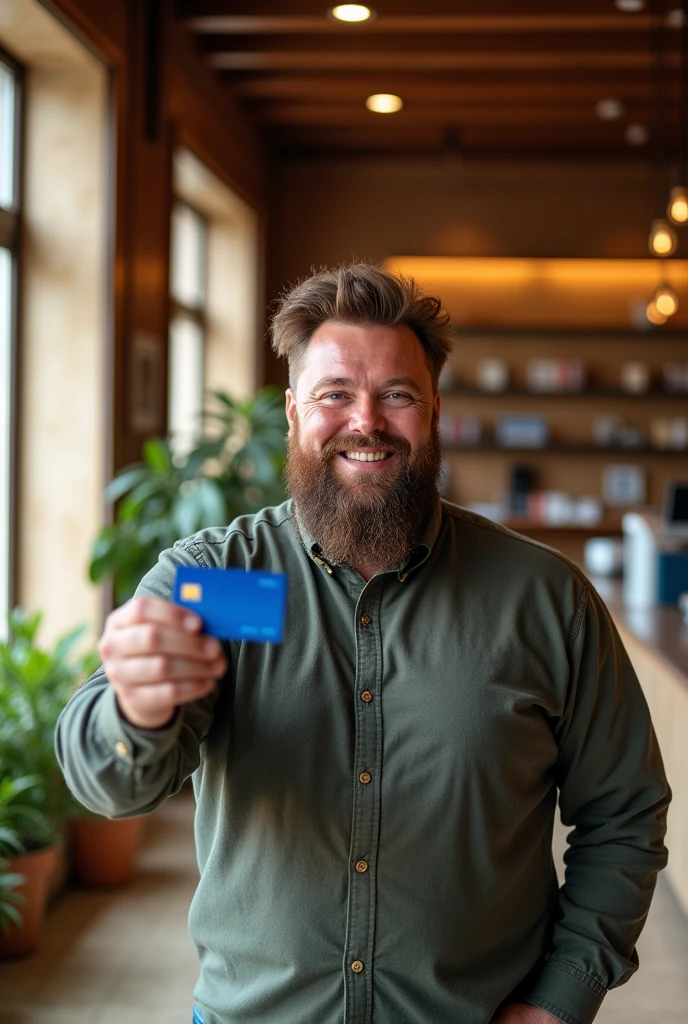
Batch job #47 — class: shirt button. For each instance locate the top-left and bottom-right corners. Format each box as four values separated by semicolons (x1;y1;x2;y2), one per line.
399;572;408;582
360;690;373;703
355;859;369;873
360;614;371;626
114;741;129;758
359;771;372;785
351;960;364;973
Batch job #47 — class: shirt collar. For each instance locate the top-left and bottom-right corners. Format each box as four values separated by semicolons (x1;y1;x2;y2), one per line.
289;493;443;581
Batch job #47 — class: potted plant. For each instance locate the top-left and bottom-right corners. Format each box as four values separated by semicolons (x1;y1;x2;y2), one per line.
0;856;25;939
0;775;56;957
0;609;97;954
89;386;288;604
68;804;147;888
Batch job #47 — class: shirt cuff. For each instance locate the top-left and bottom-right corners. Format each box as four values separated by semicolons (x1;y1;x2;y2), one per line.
94;685;183;767
523;959;607;1024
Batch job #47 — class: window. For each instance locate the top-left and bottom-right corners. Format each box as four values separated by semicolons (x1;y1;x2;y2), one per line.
0;47;21;638
169;202;208;456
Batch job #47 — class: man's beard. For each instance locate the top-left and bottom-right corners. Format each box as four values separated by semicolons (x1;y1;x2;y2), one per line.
285;418;442;570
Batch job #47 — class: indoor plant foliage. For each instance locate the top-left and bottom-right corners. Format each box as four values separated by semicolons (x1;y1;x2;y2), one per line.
0;611;97;955
0;609;98;835
89;387;288;605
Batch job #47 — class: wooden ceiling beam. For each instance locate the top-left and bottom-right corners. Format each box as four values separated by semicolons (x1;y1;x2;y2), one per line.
175;0;648;19
232;75;672;104
207;50;675;73
184;14;654;35
266;123;655;152
251;102;665;127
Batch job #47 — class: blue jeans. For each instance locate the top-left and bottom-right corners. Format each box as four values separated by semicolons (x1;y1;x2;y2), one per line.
192;1007;205;1024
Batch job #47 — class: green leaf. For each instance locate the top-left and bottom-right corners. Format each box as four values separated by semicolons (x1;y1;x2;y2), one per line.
142;438;173;472
104;467;150;503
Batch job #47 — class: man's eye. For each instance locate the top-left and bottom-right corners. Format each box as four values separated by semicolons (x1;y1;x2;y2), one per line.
385;392;412;402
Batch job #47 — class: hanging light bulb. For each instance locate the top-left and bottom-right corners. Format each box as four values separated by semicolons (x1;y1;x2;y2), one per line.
668;183;688;223
646;299;669;324
654;284;680;316
649;217;678;255
654;283;679;316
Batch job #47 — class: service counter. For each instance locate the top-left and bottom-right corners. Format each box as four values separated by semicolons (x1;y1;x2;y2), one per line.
591;574;688;917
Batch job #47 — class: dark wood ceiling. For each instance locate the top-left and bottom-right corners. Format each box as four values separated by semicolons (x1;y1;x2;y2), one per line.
175;0;686;159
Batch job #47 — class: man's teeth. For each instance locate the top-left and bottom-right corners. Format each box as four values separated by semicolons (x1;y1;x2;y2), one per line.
345;451;390;462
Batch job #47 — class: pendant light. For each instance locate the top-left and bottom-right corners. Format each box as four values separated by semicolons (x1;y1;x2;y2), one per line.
653;281;679;315
668;2;688;222
649;217;678;254
648;3;678;256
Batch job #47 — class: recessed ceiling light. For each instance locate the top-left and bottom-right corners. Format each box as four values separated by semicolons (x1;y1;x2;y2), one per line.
615;0;645;11
329;4;374;22
596;98;625;120
625;123;648;145
365;93;403;113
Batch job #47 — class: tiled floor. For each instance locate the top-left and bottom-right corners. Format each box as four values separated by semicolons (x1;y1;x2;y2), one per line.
1;791;686;1024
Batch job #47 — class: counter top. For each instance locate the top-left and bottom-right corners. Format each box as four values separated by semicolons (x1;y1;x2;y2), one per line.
586;574;688;687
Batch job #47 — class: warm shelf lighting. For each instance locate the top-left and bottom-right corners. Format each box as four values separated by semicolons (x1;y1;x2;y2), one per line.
625;123;648;146
654;284;679;316
615;0;645;10
668;184;688;223
648;217;678;256
645;299;668;324
330;4;374;22
366;93;403;114
595;98;624;120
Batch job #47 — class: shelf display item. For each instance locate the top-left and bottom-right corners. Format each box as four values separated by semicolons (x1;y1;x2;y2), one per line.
620;361;650;394
602;464;647;506
526;358;585;393
496;415;549;448
662;362;688;393
476;358;509;392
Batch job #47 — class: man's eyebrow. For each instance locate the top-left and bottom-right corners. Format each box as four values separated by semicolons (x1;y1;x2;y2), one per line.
308;376;354;396
381;376;423;392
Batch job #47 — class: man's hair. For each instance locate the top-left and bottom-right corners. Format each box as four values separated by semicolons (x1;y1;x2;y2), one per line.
271;262;453;391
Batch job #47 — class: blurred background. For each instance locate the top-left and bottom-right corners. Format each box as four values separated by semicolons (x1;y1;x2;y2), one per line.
0;2;687;1022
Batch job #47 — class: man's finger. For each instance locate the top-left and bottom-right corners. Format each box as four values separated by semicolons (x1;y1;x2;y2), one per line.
107;595;202;633
99;623;221;663
106;654;227;686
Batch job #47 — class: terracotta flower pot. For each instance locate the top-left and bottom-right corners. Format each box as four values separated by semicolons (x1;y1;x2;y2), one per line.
70;815;146;887
0;844;59;957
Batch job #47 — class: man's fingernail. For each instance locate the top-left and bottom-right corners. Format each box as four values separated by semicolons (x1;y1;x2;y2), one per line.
184;615;200;631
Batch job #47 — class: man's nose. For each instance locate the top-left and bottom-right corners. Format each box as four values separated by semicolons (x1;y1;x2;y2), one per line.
347;396;387;436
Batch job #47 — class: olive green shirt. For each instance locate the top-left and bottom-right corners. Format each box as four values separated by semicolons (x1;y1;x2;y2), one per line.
56;499;670;1024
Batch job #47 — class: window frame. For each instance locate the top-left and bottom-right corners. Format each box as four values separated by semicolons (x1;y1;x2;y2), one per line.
0;43;24;625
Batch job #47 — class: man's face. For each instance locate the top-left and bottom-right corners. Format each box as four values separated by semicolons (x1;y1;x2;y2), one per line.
284;321;442;570
285;320;440;482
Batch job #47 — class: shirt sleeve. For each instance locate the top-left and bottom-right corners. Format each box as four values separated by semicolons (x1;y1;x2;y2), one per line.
521;584;671;1024
55;540;223;819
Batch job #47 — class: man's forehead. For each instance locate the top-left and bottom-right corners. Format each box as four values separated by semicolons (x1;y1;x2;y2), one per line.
298;322;431;384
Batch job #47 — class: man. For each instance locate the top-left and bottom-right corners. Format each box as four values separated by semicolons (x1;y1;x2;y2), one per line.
56;263;670;1024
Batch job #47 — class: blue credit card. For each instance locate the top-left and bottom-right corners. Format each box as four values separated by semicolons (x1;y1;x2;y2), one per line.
173;566;287;643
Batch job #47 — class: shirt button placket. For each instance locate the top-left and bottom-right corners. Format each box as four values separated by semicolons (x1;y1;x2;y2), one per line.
345;596;382;1024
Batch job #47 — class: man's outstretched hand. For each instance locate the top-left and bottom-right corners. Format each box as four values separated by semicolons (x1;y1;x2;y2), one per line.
492;1004;562;1024
98;596;227;730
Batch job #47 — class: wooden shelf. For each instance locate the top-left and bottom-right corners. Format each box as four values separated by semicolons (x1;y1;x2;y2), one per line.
503;517;623;533
450;326;688;340
444;443;688;455
442;386;688;399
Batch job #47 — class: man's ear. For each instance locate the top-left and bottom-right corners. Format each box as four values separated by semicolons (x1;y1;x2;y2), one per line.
285;389;297;433
431;390;441;429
